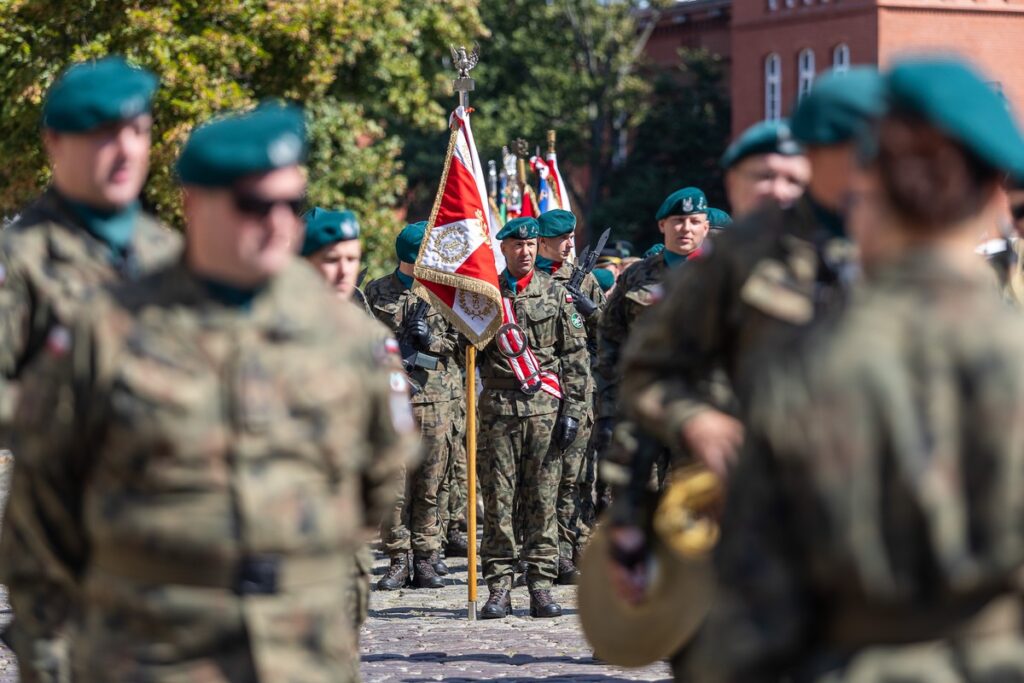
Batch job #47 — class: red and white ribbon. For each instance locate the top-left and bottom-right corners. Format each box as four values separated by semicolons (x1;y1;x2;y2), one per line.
496;297;562;399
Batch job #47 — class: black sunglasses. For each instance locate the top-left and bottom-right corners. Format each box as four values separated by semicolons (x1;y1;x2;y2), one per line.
232;192;306;218
1012;203;1024;222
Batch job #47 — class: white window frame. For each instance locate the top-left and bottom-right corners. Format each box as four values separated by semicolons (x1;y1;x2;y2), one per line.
765;53;782;121
833;43;851;72
798;48;815;100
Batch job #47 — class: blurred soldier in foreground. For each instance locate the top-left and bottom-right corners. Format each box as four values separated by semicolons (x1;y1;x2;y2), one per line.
720;119;809;219
691;57;1024;683
366;222;464;590
0;55;182;681
535;209;605;583
477;217;589;619
596;187;712;487
0;55;180;381
0;103;417;683
601;68;885;680
300;207;400;639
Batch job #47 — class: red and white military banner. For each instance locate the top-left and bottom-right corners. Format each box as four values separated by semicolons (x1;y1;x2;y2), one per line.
414;106;504;348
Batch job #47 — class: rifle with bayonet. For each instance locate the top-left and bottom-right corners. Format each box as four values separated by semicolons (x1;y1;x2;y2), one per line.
565;227;611;318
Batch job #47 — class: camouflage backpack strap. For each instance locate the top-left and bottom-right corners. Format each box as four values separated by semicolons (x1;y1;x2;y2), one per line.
495;296;562;398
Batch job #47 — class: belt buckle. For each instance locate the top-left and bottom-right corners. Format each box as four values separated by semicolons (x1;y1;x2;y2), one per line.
236;555;280;595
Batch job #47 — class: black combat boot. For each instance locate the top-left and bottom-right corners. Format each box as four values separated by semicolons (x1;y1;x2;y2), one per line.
445;528;469;557
529;588;563;618
556;557;581;585
480;588;512;619
376;553;411;591
412;553;445;589
430;549;449;576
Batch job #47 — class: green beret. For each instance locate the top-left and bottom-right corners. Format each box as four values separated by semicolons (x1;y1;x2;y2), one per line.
43;56;158;133
721;120;802;169
886;58;1024;181
643;243;666;258
496;217;540;241
593;267;615;292
396;221;427;263
176;102;307;187
790;67;886;145
708;207;733;229
655;187;708;221
301;207;360;256
537;209;577;238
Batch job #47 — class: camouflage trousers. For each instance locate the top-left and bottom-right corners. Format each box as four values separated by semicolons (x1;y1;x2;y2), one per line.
348;544;373;637
556;404;594;559
479;406;560;591
380;398;461;556
438;402;467;538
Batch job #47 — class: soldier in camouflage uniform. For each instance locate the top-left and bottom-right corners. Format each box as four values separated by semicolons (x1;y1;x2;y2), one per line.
477;217;589;619
608;69;887;680
690;58;1024;683
366;221;465;590
437;398;469;557
596;187;712;488
613;68;885;488
300;206;402;637
535;209;605;583
0;56;182;681
0;56;180;383
0;103;417;683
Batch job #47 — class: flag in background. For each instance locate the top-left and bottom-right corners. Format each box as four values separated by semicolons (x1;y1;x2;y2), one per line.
413;106;504;347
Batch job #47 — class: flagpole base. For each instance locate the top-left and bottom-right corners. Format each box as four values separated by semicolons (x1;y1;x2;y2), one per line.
467;600;477;621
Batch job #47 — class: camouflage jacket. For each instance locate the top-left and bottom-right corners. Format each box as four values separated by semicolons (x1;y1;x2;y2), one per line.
544;260;605;397
690;250;1024;682
620;197;857;446
596;251;670;419
364;272;464;405
478;268;589;420
0;260;417;683
0;187;181;379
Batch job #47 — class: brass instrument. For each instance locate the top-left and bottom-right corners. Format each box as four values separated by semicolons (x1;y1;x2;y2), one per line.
578;463;724;668
653;463;723;559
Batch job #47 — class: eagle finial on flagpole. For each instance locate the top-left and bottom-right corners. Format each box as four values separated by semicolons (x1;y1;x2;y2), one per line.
450;43;480;109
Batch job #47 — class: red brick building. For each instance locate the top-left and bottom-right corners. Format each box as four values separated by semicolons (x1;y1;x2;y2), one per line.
643;0;1024;138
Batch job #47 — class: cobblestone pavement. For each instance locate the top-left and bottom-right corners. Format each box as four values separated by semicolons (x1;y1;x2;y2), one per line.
361;548;671;682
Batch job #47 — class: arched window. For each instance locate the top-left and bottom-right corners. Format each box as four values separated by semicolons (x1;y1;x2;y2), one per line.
765;53;782;120
797;48;815;100
833;43;851;72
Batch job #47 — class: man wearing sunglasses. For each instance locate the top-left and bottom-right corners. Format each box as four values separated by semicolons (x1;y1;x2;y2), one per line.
0;102;417;682
0;55;181;682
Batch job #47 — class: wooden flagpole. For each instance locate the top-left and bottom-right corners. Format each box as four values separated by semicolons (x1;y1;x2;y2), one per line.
451;44;480;621
465;346;478;620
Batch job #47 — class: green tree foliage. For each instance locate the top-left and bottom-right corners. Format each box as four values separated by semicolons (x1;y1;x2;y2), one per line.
401;0;659;230
592;48;731;251
0;0;484;277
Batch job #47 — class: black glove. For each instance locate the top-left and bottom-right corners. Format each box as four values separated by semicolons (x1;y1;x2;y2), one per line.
566;284;598;318
555;415;580;450
594;416;615;454
409;318;433;350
